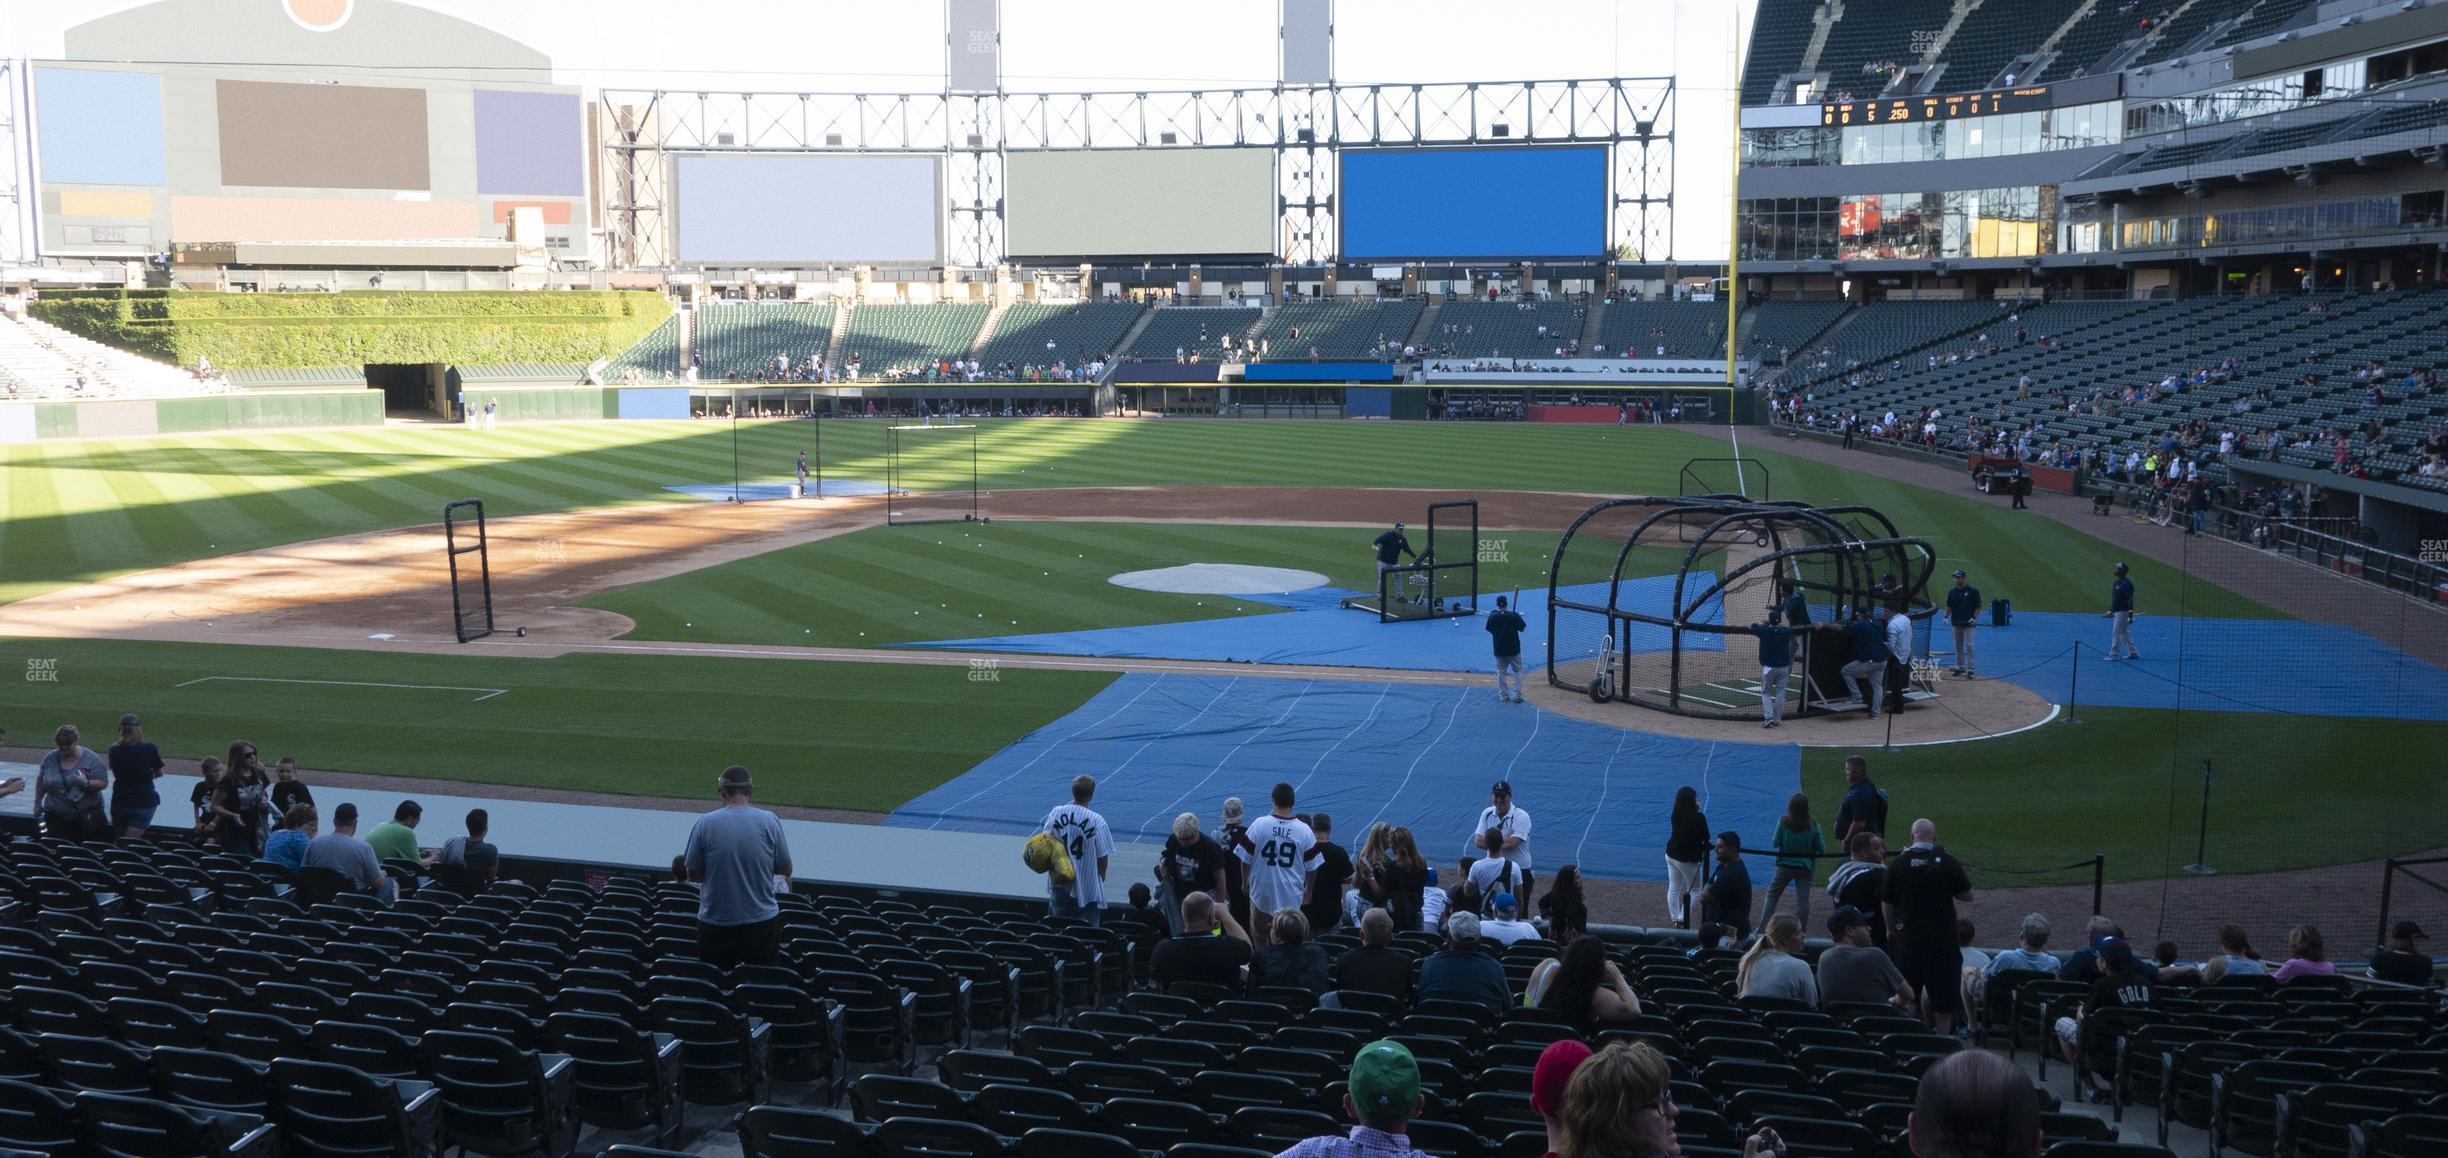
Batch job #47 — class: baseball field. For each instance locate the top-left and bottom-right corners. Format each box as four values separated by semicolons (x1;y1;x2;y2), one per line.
4;418;2440;888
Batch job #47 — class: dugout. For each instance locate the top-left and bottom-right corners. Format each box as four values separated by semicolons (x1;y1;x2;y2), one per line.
1546;495;1938;719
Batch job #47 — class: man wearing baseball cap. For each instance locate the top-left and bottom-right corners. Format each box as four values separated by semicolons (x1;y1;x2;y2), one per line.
1277;1039;1431;1158
1373;521;1416;587
683;765;793;969
1530;1039;1592;1158
1818;904;1913;1011
2369;921;2435;987
2105;561;2141;661
1471;780;1532;902
1943;569;1981;679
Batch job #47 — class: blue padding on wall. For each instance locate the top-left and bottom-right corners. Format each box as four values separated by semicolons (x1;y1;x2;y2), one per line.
615;387;690;420
1240;362;1398;383
1345;386;1393;416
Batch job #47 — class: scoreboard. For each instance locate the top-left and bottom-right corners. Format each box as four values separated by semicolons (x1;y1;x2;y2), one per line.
1821;86;2055;127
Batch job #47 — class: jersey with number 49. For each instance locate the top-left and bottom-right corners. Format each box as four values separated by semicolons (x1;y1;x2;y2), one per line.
1041;804;1113;907
1235;814;1319;915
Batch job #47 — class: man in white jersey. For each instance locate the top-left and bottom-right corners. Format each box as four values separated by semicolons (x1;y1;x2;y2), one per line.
1470;780;1534;901
1234;781;1319;950
1041;775;1114;927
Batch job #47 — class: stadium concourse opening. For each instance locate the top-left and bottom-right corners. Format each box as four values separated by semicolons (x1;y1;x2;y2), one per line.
364;362;443;413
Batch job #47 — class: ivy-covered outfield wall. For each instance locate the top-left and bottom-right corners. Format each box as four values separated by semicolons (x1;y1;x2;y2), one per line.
29;290;673;369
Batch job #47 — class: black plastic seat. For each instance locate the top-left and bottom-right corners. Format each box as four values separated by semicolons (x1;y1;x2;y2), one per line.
73;1090;278;1158
105;999;208;1053
853;1074;972;1125
306;1020;422;1083
1017;1127;1139;1158
648;995;771;1108
975;1082;1093;1135
939;1049;1055;1095
739;1105;873;1157
10;987;109;1039
0;1078;78;1156
735;983;849;1098
1230;1106;1344;1151
151;1047;273;1116
814;969;921;1074
1101;1096;1224;1150
203;1010;312;1068
266;1056;443;1158
875;1115;1005;1158
542;1012;685;1144
36;1033;152;1096
419;1028;580;1158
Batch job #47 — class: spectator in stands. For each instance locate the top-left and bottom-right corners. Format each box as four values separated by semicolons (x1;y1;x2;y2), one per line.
436;808;499;887
1467;828;1524;903
1701;830;1754;944
1885;818;1974;1033
261;805;315;871
1525;934;1641;1028
1151;890;1251;988
1374;826;1432;933
1557;1041;1784;1158
1820;905;1913;1010
188;757;223;838
1253;907;1330;995
1537;864;1588;943
35;723;110;842
1304;813;1352;935
2055;939;2155;1100
1736;914;1818;1006
683;766;793;968
1480;892;1540;946
268;758;312;830
1119;883;1169;974
1834;754;1888;844
304;802;394;904
2151;940;2201;986
1827;830;1891;949
2060;921;2158;986
1761;792;1825;929
2368;921;2434;987
211;742;270;855
1238;783;1317;949
1217;797;1251;930
2200;924;2265;983
106;714;164;840
1909;1049;2044;1158
2272;926;2337;983
1664;786;1710;929
1977;913;2061;1009
1041;774;1114;927
1415;911;1510;1016
1956;920;1991;1021
1530;1039;1592;1158
366;800;437;867
1329;908;1412;1005
1159;811;1234;936
1278;1040;1431;1158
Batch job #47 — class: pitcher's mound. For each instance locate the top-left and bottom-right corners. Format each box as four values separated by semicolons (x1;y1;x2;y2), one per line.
1109;563;1329;595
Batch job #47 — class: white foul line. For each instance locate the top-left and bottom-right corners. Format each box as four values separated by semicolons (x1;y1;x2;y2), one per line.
175;675;508;702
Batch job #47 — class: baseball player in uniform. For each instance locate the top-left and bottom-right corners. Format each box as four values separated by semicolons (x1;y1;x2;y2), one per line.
1748;612;1797;728
1486;595;1529;702
2105;562;2141;661
1373;521;1417;586
1944;570;1980;678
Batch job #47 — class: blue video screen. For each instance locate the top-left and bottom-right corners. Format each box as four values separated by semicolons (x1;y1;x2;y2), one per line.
1339;146;1609;259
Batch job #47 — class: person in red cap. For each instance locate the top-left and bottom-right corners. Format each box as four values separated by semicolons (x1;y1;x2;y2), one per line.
1530;1039;1592;1158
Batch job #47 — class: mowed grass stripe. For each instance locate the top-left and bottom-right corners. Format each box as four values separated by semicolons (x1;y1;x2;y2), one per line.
4;635;1114;813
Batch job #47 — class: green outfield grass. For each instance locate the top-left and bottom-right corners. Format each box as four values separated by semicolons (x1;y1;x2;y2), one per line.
0;637;1110;813
1801;709;2448;884
585;521;1579;647
2;419;2270;619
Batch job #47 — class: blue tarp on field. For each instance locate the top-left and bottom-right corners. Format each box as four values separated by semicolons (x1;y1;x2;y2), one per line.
887;672;1801;881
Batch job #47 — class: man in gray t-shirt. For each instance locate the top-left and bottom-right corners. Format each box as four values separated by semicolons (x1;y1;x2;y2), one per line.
683;765;793;968
303;802;394;904
1818;905;1915;1010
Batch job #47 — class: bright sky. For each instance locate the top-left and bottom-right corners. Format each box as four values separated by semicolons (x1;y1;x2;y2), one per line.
4;0;1753;260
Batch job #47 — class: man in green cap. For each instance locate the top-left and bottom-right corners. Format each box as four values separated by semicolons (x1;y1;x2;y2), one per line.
1275;1039;1430;1158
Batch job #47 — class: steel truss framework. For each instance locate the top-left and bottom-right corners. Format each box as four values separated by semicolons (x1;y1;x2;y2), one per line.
597;77;1674;269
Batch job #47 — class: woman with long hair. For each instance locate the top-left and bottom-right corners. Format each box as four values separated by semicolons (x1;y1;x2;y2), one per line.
1762;792;1825;928
1525;935;1641;1029
1538;864;1589;943
212;740;270;855
1381;826;1430;933
1736;914;1817;1005
2201;924;2266;984
2272;926;2335;983
1665;785;1709;929
1556;1041;1783;1158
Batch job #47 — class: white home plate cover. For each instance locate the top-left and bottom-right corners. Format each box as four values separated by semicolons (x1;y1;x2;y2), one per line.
1108;563;1329;595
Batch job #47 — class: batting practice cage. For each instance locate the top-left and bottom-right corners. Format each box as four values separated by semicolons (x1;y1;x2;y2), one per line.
885;423;982;526
1545;496;1936;719
1344;499;1480;623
